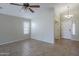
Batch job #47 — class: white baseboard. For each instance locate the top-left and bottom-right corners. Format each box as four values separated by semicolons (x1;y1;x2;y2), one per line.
62;38;79;41
0;38;29;46
31;38;54;44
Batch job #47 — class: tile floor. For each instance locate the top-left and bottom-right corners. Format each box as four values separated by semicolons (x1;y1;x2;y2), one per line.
0;39;79;56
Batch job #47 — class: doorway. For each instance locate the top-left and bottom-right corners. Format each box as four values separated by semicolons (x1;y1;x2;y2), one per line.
60;14;73;40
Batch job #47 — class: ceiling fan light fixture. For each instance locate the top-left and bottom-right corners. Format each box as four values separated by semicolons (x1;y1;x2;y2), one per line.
10;3;40;13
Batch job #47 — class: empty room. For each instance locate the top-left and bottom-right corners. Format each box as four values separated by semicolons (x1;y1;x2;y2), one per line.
0;3;79;56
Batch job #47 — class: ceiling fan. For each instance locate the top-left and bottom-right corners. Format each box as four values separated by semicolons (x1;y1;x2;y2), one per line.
10;3;40;13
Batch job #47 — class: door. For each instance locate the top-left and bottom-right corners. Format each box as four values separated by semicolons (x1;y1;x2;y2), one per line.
61;16;73;39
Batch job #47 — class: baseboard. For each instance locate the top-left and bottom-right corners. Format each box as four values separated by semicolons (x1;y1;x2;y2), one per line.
71;39;79;41
61;38;71;40
31;38;54;44
61;38;79;42
0;38;30;46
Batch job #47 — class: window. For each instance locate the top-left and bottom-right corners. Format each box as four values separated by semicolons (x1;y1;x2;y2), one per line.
23;22;29;34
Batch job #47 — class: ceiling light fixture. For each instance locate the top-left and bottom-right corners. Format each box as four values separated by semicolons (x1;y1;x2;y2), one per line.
64;14;73;18
64;6;73;18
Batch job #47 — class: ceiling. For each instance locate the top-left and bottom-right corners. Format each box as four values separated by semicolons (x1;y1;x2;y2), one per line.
0;3;55;18
0;3;56;9
0;3;78;19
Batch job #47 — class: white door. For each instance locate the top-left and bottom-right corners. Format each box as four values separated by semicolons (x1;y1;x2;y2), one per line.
61;17;73;39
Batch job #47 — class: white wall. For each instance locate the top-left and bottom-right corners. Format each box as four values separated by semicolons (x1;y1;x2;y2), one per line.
73;13;79;41
68;5;79;41
0;7;55;44
31;9;54;44
0;14;30;44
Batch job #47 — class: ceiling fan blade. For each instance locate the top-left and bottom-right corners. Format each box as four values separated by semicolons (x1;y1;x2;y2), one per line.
29;5;40;8
10;3;23;6
29;8;34;13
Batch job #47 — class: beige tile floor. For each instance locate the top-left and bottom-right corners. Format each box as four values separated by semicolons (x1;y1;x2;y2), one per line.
0;39;79;56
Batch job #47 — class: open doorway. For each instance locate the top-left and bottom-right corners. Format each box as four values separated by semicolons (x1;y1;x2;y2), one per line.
54;4;77;43
54;14;75;43
60;14;73;39
60;13;75;40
